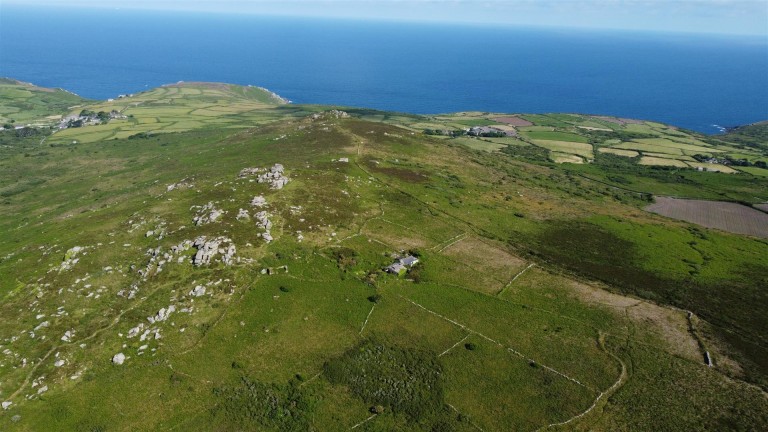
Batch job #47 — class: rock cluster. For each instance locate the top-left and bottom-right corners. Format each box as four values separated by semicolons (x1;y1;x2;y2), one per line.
148;305;176;324
60;330;74;342
59;246;84;271
310;110;350;120
255;211;272;231
166;178;194;192
145;221;168;240
117;283;140;299
138;245;183;279
189;285;206;297
112;353;125;365
239;164;289;189
239;167;262;177
248;196;275;243
191;201;223;226
251;195;267;207
126;323;162;342
255;211;274;242
192;236;236;266
236;208;250;221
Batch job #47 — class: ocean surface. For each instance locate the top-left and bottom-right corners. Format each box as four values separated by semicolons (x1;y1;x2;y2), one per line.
1;6;767;133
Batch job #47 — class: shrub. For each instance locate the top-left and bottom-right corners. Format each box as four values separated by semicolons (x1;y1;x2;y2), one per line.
329;247;357;270
212;377;316;430
323;340;444;421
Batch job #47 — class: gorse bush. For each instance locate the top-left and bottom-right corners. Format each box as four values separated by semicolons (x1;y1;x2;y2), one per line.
212;377;315;431
323;340;444;422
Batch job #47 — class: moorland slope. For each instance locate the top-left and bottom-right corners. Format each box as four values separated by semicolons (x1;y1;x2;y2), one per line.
0;81;767;431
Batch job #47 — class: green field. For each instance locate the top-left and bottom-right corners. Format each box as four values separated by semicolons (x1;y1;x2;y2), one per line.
0;78;89;125
531;140;594;159
523;130;589;143
598;148;639;157
735;166;768;177
0;81;767;431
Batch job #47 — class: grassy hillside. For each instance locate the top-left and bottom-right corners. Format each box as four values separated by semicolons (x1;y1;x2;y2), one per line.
0;81;766;431
0;78;90;126
718;121;768;152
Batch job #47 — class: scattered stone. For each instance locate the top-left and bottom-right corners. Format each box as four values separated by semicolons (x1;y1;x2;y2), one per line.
255;211;272;230
54;359;65;367
310;110;349;120
236;208;250;221
59;246;84;271
222;244;237;265
250;195;267;207
127;324;145;338
192;236;235;266
112;353;126;365
166;178;194;192
239;167;263;177
171;240;192;254
189;285;206;297
240;164;290;189
148;305;176;324
2;401;12;410
60;330;74;342
37;385;48;395
338;157;349;163
191;202;223;226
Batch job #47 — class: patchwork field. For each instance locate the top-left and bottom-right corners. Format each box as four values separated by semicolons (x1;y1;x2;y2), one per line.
551;153;585;164
492;116;533;126
532;140;594;158
638;156;689;167
449;137;508;152
737;166;768;177
0;78;88;125
686;162;739;173
646;197;768;238
598;148;639;157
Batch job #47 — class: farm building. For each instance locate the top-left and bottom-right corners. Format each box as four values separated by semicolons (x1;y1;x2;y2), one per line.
385;255;420;275
467;126;513;137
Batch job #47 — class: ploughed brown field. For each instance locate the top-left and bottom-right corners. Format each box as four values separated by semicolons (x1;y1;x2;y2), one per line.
592;115;645;125
646;197;768;238
492;115;533;126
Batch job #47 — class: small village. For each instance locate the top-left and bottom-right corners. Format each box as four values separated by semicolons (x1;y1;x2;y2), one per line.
57;109;127;130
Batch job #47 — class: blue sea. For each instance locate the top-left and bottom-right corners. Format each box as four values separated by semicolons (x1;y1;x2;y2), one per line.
1;6;766;133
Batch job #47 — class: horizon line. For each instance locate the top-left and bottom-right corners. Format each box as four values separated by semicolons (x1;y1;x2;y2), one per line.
3;2;767;38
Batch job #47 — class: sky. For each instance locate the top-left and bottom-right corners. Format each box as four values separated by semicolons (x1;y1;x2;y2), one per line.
3;0;767;36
